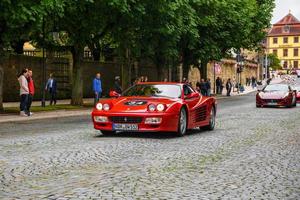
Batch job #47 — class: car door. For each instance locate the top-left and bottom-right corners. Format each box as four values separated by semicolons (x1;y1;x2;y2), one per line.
183;84;200;126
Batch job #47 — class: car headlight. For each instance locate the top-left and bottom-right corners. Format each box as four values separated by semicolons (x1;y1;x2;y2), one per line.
145;117;162;124
96;103;103;110
283;93;289;99
103;103;110;111
156;104;165;111
94;116;108;122
148;104;156;112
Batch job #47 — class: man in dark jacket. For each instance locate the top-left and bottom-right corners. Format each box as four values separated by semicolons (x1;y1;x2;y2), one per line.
216;77;221;94
206;78;211;96
45;73;57;105
199;79;207;96
114;76;122;94
226;78;232;96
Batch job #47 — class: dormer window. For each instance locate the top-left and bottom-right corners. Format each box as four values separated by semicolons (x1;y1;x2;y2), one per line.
283;24;290;33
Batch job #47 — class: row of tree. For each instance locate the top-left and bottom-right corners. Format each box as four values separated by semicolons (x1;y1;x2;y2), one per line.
0;0;275;109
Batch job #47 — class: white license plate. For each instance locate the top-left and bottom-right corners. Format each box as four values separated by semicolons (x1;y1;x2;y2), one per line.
267;102;277;106
113;123;138;131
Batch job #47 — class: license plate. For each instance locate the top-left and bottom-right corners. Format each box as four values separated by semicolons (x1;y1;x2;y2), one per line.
113;123;138;131
267;102;277;106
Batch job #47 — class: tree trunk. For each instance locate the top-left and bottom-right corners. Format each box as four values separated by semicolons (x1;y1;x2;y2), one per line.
182;60;190;81
200;60;208;80
0;66;3;111
70;45;84;105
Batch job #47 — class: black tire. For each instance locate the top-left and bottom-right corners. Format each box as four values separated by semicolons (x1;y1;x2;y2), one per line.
256;104;260;108
293;94;297;107
101;130;115;136
202;106;216;131
176;108;188;137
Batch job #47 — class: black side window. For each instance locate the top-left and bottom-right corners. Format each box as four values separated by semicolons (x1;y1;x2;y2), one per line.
183;85;192;96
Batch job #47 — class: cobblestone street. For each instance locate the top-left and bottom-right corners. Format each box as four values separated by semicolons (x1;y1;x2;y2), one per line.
1;93;300;199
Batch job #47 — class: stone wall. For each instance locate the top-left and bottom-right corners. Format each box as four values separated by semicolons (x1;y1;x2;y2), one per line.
2;55;122;102
188;59;258;89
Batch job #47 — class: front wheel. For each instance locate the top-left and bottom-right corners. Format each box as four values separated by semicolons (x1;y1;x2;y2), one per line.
101;130;115;136
176;108;187;137
202;106;216;131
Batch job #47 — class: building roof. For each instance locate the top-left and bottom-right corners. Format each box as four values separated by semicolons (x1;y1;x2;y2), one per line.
274;13;300;25
268;12;300;36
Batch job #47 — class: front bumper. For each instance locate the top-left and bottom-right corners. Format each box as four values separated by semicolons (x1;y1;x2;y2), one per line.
256;98;290;107
92;111;179;132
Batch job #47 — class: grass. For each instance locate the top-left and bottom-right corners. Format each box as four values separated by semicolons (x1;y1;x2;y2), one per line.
2;104;94;114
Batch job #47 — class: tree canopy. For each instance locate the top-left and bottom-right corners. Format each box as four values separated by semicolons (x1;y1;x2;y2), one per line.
0;0;275;107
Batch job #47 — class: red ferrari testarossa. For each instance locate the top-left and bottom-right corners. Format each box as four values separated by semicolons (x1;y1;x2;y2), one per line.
92;82;217;136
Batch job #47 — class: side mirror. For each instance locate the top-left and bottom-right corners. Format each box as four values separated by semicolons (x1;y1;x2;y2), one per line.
109;90;120;98
185;92;200;99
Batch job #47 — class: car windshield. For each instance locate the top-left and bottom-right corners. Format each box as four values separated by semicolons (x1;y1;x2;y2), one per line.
122;84;182;98
263;84;289;92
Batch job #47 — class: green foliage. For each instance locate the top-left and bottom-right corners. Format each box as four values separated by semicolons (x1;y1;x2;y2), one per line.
268;54;281;70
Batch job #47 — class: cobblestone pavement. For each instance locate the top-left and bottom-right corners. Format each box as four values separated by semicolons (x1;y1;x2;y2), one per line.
0;93;300;199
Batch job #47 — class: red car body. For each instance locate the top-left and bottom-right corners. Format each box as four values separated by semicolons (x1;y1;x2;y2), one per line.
92;82;216;136
256;84;297;107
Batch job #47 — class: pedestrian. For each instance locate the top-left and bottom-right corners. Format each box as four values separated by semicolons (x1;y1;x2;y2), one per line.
226;78;232;96
114;76;122;94
206;78;211;96
140;76;145;82
163;77;168;82
216;77;221;94
18;68;29;116
251;76;256;89
92;73;102;106
199;79;207;96
144;76;148;82
45;73;57;105
27;69;35;116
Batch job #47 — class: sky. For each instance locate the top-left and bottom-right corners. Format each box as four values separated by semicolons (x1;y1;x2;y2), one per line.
272;0;300;24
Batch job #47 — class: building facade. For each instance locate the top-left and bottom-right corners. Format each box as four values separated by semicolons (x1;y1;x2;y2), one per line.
267;12;300;69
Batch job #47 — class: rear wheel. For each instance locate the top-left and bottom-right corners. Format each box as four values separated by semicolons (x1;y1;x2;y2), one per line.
176;108;187;137
202;106;216;131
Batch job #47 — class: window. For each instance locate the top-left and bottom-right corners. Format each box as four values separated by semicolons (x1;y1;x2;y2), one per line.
283;61;288;68
294;61;299;68
294;48;299;57
283;49;288;57
273;37;278;44
283;37;288;43
294;37;299;43
183;85;193;96
273;49;277;56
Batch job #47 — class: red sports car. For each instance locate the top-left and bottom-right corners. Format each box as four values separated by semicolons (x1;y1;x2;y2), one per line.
256;84;297;108
92;82;217;136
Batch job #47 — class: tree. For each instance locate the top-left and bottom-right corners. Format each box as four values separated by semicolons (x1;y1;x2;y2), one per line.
268;54;281;70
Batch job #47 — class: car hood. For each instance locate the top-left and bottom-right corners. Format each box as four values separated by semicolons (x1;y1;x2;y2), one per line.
259;91;289;99
106;96;180;113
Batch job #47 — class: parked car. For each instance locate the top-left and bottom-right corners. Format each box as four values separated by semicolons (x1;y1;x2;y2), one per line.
256;84;297;108
92;82;217;137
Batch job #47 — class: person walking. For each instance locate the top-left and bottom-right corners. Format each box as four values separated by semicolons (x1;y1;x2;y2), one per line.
93;73;102;105
216;77;221;94
226;78;232;96
114;76;122;94
199;79;207;96
18;68;29;116
45;73;57;105
251;76;256;89
206;78;211;96
27;69;35;115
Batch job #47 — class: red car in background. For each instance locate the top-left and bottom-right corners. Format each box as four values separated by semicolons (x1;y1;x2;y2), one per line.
256;84;297;108
292;85;300;103
92;82;217;137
